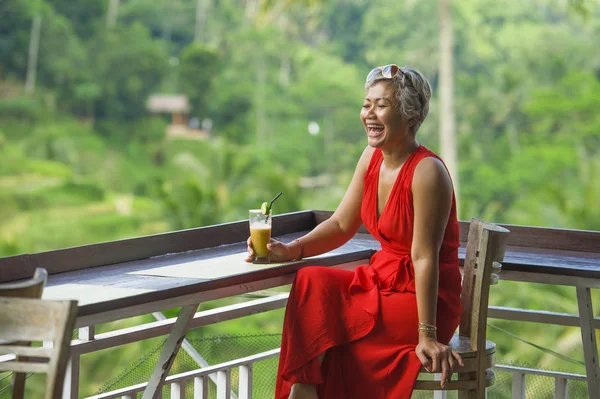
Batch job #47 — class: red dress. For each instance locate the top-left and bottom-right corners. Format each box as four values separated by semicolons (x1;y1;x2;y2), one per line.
275;146;462;399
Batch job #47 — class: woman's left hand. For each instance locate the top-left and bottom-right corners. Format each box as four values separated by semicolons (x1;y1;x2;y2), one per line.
415;337;464;388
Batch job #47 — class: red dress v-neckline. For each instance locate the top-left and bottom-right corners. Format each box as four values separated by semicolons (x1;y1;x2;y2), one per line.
374;146;422;224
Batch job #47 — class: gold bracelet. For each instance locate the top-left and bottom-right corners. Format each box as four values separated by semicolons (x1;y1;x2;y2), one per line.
293;239;304;261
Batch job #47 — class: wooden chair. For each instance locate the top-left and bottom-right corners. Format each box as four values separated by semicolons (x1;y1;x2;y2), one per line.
0;268;48;398
0;267;48;299
413;219;510;398
0;297;78;399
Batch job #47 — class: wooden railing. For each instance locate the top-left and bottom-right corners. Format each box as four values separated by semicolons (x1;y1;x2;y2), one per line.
86;358;588;399
497;365;586;399
77;288;595;399
86;349;281;399
0;211;597;398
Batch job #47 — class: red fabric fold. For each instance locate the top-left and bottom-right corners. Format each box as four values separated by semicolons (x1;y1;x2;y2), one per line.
275;146;462;399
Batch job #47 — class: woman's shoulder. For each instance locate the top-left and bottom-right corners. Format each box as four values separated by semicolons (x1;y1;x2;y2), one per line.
360;145;377;160
357;145;379;172
412;155;453;193
413;146;450;177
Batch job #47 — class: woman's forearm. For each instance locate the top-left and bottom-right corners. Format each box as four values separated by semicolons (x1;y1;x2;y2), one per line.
289;216;357;259
413;257;439;340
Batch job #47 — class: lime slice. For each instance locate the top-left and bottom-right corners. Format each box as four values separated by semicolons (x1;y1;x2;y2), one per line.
260;202;270;215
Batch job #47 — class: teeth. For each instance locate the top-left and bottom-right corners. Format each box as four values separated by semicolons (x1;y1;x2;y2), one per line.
367;127;384;137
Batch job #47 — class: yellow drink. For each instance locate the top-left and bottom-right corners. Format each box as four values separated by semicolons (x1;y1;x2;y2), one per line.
249;209;272;263
250;223;272;260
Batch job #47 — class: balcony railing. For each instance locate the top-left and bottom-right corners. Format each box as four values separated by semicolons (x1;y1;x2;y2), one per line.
86;349;281;399
75;286;592;398
0;211;597;398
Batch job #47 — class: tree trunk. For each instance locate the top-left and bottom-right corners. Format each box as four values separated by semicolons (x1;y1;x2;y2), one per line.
255;54;267;145
195;0;209;43
106;0;120;28
244;0;258;25
25;15;42;95
277;13;291;86
279;55;291;86
439;0;459;208
325;112;335;175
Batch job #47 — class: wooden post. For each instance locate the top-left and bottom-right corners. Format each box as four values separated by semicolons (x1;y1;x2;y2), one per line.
151;311;238;399
141;304;199;399
61;355;80;399
576;286;600;396
457;371;476;399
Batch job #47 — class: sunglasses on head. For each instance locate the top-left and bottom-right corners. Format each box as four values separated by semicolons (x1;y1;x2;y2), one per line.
366;64;404;84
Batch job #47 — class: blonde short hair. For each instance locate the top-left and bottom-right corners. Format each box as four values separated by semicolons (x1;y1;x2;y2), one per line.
365;66;432;134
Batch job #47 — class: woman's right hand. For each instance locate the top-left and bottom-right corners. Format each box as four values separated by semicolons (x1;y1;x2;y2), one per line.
415;336;463;388
245;237;296;263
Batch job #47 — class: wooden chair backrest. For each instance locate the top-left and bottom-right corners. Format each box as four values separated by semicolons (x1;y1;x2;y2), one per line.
0;268;47;299
459;219;509;350
0;297;78;399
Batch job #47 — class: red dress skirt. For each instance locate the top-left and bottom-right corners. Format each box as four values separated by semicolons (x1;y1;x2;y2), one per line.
275;146;462;398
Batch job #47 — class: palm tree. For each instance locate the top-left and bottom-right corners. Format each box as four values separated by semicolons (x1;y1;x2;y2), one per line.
25;15;42;94
438;0;459;209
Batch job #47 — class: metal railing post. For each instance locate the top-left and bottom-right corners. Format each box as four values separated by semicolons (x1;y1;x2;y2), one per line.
511;371;526;399
194;376;209;399
238;364;253;399
554;376;568;399
170;381;184;399
216;369;231;399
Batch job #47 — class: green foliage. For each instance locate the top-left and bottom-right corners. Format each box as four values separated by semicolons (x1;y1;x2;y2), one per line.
89;23;169;122
0;0;46;78
0;96;45;121
46;0;106;40
16;180;105;210
158;138;301;228
129;116;169;144
321;0;369;65
179;44;220;118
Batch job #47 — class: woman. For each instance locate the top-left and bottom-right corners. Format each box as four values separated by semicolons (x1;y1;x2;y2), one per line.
246;64;463;399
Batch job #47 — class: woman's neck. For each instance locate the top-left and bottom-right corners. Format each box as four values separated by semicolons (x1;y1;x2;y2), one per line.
381;140;420;170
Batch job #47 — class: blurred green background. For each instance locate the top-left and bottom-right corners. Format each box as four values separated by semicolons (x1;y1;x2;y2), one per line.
0;0;599;397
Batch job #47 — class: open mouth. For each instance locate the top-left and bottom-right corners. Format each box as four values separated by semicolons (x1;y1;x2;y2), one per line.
366;124;385;137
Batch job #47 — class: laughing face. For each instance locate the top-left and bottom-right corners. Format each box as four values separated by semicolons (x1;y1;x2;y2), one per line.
360;80;411;149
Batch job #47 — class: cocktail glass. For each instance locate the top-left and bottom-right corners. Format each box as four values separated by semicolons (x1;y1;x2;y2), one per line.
249;209;272;264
